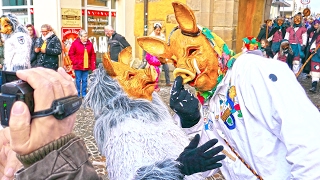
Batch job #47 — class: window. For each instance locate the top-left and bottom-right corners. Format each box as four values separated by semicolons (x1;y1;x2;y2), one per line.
87;0;108;7
3;9;29;25
2;0;27;6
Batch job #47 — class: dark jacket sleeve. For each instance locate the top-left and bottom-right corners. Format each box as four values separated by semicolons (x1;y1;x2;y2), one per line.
117;35;131;49
15;136;102;180
30;38;38;67
257;25;266;41
46;36;62;56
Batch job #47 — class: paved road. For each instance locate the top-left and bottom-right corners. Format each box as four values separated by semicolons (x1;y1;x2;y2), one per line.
73;76;319;180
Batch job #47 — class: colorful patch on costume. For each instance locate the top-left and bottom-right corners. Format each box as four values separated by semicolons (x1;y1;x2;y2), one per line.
204;119;214;131
220;86;243;130
17;36;25;44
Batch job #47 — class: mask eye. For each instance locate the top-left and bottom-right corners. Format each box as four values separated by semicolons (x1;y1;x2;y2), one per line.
126;72;135;80
187;48;198;56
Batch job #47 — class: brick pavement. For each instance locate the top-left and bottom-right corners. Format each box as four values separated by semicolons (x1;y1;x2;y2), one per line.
73;76;319;180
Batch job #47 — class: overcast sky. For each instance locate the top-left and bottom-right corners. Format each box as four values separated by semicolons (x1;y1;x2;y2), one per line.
308;1;320;14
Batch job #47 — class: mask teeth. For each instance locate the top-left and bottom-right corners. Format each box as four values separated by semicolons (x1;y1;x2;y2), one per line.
193;58;201;75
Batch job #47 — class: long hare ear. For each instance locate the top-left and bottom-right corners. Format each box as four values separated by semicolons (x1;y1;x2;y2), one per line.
102;52;117;77
118;46;132;65
172;2;199;35
137;36;172;58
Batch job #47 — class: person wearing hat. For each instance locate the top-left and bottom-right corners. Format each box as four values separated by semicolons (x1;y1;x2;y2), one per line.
267;17;287;55
303;19;320;75
284;13;307;75
308;24;320;93
273;39;294;70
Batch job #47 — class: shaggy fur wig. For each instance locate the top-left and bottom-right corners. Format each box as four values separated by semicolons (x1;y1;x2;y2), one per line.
84;65;202;180
1;14;28;40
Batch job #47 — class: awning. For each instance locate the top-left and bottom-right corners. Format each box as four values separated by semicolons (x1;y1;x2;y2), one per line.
272;0;291;7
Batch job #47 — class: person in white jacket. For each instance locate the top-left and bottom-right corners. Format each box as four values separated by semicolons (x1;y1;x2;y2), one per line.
137;2;320;179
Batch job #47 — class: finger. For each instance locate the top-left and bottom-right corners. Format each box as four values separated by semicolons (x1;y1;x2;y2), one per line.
16;68;55;111
206;155;226;165
185;134;200;150
57;67;73;82
43;68;77;97
205;163;223;171
37;68;64;99
9;101;31;154
203;145;224;158
170;76;183;99
3;146;21;179
197;138;219;153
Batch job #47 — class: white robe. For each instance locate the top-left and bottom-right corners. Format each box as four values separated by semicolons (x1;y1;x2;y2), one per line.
175;53;320;179
3;32;31;71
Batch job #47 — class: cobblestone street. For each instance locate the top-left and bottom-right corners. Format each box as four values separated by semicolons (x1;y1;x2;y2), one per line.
73;76;320;180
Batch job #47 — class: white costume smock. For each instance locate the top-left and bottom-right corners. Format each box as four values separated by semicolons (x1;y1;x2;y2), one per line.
3;32;31;71
175;53;320;179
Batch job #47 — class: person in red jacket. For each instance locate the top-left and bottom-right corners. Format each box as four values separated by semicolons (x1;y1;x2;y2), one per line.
68;30;96;98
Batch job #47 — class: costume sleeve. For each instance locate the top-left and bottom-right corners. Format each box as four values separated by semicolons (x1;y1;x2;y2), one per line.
235;55;320;179
302;30;307;46
15;137;102;180
273;53;278;60
46;37;62;56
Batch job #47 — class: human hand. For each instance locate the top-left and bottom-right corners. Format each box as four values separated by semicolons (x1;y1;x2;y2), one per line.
0;128;22;180
9;67;77;155
310;48;315;54
0;64;2;69
34;48;40;53
176;134;226;175
170;76;200;128
40;48;46;53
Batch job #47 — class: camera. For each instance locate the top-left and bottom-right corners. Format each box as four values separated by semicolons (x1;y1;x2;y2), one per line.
0;71;34;126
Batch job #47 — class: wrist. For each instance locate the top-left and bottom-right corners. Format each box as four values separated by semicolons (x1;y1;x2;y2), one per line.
16;133;76;168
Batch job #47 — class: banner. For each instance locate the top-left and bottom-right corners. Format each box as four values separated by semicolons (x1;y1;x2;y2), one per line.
61;8;81;27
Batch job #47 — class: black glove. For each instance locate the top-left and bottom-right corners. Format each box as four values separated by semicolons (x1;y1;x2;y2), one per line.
170;76;200;128
176;134;226;176
311;48;315;54
301;45;305;51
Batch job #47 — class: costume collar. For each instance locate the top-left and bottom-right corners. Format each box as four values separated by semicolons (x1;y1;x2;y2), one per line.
293;23;302;28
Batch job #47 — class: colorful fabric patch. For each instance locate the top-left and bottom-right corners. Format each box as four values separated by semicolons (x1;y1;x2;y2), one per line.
17;36;25;44
204;119;214;131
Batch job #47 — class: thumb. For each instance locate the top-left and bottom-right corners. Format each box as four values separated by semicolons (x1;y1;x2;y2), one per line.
184;134;200;150
171;76;183;99
9;101;31;153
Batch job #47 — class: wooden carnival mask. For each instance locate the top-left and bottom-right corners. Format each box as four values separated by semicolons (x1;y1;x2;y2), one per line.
294;14;302;25
0;16;13;34
102;46;158;101
138;2;234;92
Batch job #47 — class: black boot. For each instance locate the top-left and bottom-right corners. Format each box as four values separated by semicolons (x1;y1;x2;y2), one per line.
309;81;317;93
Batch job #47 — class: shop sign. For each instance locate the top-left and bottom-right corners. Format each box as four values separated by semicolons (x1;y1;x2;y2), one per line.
81;10;116;17
61;27;82;65
61;8;81;27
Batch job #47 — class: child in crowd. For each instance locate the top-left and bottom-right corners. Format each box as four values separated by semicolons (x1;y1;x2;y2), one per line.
260;38;274;58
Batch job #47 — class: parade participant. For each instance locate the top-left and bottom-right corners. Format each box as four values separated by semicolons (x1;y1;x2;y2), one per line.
138;2;320;179
83;48;224;180
68;29;96;98
303;19;320;75
34;24;62;70
104;25;130;62
284;13;307;75
241;36;260;53
0;14;31;71
273;39;294;70
145;52;161;92
267;17;286;55
256;19;272;41
308;26;320;93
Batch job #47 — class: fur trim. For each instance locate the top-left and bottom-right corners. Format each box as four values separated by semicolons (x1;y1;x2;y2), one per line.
133;159;184;180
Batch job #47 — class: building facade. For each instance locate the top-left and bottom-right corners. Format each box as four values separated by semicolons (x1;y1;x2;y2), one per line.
0;0;136;65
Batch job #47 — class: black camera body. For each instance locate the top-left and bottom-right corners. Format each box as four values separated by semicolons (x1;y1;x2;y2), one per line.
0;71;34;126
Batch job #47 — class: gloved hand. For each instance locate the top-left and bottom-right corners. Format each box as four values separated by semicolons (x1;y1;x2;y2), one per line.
170;76;200;128
301;45;306;51
176;134;226;175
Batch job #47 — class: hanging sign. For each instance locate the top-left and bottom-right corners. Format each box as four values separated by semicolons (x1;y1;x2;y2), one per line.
61;8;81;27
